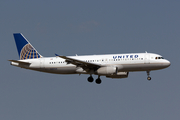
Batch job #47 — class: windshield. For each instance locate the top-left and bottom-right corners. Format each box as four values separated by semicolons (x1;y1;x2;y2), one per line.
155;57;164;59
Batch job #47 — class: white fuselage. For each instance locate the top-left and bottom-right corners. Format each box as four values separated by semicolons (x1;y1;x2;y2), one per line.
11;53;170;75
10;33;171;83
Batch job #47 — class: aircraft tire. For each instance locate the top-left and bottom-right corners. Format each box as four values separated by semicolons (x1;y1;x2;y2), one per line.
147;77;151;81
87;76;94;82
96;78;101;84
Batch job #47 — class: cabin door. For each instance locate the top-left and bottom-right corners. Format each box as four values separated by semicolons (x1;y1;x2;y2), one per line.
144;54;150;64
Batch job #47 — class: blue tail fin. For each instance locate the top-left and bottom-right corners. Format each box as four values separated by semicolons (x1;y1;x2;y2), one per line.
13;33;43;60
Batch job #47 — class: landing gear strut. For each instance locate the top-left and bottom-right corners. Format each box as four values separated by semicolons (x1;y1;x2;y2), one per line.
146;71;151;81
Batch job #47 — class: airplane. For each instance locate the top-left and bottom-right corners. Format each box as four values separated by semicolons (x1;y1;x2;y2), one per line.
9;33;171;84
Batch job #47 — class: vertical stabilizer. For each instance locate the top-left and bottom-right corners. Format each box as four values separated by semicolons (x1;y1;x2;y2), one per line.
13;33;43;60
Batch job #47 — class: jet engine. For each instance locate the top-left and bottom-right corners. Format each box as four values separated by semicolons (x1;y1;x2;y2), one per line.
106;72;129;78
96;66;117;75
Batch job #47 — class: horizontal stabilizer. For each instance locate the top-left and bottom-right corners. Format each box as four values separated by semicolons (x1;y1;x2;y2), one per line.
8;60;31;65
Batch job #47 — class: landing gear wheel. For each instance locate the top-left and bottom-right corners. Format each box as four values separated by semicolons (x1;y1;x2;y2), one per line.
146;71;151;81
87;76;94;82
147;77;151;81
95;78;101;84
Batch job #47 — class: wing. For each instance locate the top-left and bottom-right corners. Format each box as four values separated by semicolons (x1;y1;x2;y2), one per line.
57;56;102;71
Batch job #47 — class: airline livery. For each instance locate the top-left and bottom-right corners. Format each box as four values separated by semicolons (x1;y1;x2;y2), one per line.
9;33;171;84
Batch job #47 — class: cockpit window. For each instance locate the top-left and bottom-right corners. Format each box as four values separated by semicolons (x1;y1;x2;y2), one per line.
155;57;164;59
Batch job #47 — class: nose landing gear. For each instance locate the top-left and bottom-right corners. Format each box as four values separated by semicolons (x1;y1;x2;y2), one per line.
147;77;151;80
146;71;151;81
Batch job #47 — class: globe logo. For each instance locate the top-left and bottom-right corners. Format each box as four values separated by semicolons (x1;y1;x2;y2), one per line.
20;44;41;60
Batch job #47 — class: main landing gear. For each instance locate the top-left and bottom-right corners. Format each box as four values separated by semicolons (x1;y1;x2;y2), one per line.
87;76;94;82
87;75;102;84
146;71;151;81
95;76;101;84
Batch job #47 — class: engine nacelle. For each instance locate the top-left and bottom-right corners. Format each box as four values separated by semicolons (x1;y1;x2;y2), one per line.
76;67;87;74
96;67;117;75
106;72;129;78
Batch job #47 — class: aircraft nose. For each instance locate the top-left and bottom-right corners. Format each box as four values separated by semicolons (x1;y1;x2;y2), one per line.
164;60;171;67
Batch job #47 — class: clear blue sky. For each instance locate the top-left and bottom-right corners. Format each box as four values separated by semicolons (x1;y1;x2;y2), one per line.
0;1;179;120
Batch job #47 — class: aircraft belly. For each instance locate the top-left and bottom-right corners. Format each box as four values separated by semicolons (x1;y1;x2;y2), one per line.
56;67;77;74
29;66;77;74
121;63;166;72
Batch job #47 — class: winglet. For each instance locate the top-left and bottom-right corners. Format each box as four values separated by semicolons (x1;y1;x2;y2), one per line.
55;53;59;56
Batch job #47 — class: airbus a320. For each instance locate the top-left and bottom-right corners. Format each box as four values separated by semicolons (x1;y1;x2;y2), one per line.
9;33;171;84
